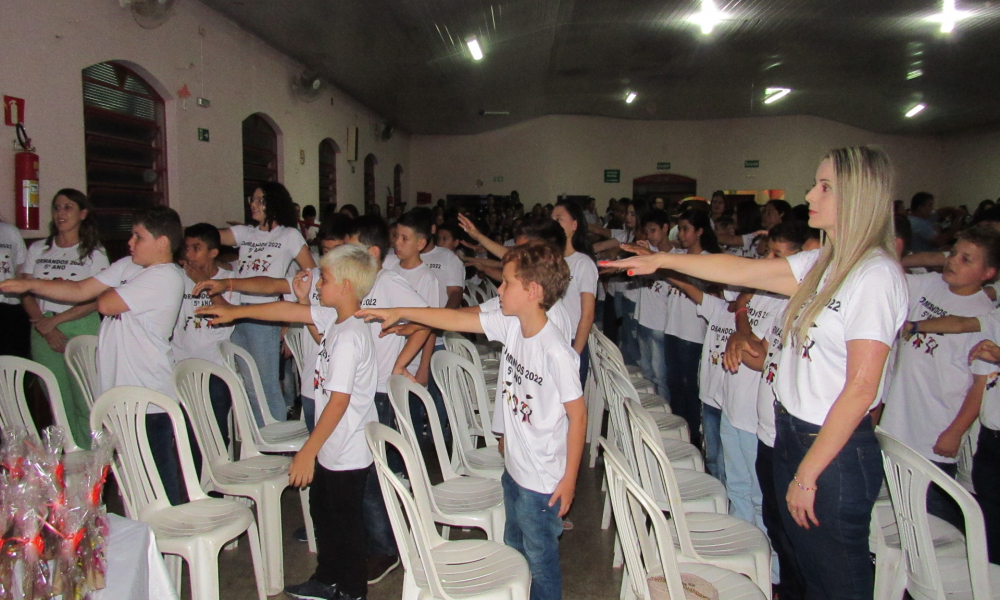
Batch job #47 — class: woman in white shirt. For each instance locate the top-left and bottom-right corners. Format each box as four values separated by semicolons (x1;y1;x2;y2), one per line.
219;182;316;423
553;200;598;382
20;189;109;448
604;146;907;600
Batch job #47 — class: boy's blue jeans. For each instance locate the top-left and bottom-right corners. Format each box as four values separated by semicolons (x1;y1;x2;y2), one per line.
502;471;563;600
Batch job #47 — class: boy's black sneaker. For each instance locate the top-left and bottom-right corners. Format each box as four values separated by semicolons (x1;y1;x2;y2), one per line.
366;554;400;584
333;591;366;600
284;579;339;600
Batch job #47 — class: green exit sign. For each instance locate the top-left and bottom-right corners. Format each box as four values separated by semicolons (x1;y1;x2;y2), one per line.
744;159;759;168
657;162;671;171
198;128;210;142
604;169;621;183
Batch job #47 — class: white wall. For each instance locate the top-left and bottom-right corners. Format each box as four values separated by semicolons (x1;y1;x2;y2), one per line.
0;0;410;234
410;114;949;211
943;129;1000;206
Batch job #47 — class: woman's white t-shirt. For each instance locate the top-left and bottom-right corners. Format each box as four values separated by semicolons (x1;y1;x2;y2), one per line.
311;307;378;471
563;252;599;341
881;273;991;463
774;249;907;426
756;299;789;446
481;309;583;494
172;267;238;367
663;249;709;343
0;222;27;305
21;241;110;313
94;258;184;404
230;225;307;303
721;292;787;434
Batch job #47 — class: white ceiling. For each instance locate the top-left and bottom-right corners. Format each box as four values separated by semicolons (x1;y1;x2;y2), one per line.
200;0;1000;136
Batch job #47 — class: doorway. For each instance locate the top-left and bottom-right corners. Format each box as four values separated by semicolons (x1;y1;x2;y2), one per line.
632;174;697;209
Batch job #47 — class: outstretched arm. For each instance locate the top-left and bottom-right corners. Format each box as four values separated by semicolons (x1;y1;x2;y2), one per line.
0;276;109;304
356;307;484;335
905;315;981;336
193;276;291;297
458;214;511;259
601;252;799;297
196;301;314;327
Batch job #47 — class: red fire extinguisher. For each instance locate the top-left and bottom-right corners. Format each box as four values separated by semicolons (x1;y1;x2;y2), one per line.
14;123;39;230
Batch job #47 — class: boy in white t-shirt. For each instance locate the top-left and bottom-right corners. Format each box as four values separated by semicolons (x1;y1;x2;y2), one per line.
2;206;186;504
633;209;672;399
882;225;999;528
358;241;587;600
173;223;239;447
198;244;381;600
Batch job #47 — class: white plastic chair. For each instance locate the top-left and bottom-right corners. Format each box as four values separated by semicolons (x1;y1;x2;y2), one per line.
89;386;267;600
600;437;767;600
629;405;772;596
430;351;505;479
366;422;530;600
386;375;506;540
0;356;92;466
64;334;100;408
174;358;305;595
282;326;310;424
591;327;659;397
218;340;309;451
443;332;499;400
877;429;1000;600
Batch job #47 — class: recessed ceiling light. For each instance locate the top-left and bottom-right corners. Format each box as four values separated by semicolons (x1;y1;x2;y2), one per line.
625;92;637;104
688;0;726;35
927;0;972;33
907;69;923;80
905;103;926;118
763;87;792;104
466;37;484;60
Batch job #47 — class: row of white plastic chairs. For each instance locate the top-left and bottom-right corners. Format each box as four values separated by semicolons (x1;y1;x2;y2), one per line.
463;278;499;308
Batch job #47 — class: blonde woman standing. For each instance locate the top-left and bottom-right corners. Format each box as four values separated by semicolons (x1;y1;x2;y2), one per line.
604;146;907;600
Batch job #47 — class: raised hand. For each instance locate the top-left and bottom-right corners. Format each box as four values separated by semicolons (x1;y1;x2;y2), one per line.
293;270;313;304
599;254;668;276
457;213;484;242
194;303;238;326
355;308;404;330
192;279;228;297
969;339;1000;365
621;242;654;257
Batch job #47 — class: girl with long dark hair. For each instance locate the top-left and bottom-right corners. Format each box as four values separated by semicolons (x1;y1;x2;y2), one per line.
552;199;598;382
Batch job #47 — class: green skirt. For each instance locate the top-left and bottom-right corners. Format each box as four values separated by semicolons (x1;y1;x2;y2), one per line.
30;311;101;449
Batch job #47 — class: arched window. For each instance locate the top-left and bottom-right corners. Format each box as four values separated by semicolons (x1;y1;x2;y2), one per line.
82;61;166;241
242;113;278;223
319;139;339;215
393;164;403;209
363;153;377;209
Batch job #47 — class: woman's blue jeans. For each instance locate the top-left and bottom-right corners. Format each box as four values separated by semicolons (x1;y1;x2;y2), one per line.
232;319;287;423
773;403;881;600
664;335;703;447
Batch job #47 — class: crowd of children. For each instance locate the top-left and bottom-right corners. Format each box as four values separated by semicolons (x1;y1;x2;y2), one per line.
4;148;1000;600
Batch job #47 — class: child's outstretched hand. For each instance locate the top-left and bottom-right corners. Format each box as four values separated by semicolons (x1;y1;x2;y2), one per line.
288;450;315;488
549;475;577;517
599;254;666;276
0;279;32;294
192;279;228;297
195;303;238;326
355;308;404;330
293;270;313;304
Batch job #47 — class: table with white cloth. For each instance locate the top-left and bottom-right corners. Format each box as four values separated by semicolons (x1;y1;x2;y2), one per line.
89;514;178;600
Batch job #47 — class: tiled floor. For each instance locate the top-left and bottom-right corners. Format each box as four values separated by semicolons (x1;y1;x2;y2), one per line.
200;446;624;599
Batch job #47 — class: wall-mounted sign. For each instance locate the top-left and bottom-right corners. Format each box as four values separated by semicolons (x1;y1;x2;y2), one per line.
744;160;760;168
604;169;621;183
197;128;210;142
656;162;671;171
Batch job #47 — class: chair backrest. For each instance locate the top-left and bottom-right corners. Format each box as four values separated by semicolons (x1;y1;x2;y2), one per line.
173;359;254;484
64;335;99;408
0;356;82;452
625;400;697;557
216;341;274;456
601;366;641;476
90;386;207;520
472;285;491;306
218;340;275;426
463;292;477;307
283;326;306;376
387;374;458;481
600;437;689;600
481;277;499;298
432;347;496;445
366;422;450;598
877;430;992;600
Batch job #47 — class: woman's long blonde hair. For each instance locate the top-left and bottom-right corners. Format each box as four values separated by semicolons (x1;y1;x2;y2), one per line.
782;146;896;347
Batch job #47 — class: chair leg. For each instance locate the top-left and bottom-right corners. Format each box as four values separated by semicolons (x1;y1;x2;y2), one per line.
299;487;317;553
244;521;268;600
164;553;183;592
873;548;905;600
258;486;285;595
612;534;624;569
188;543;223;600
441;525;451;539
588;402;605;468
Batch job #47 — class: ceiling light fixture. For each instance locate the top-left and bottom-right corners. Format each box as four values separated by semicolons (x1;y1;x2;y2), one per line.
927;0;972;33
466;36;484;60
905;103;926;117
907;69;923;79
763;87;792;104
625;91;637;104
688;0;726;35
